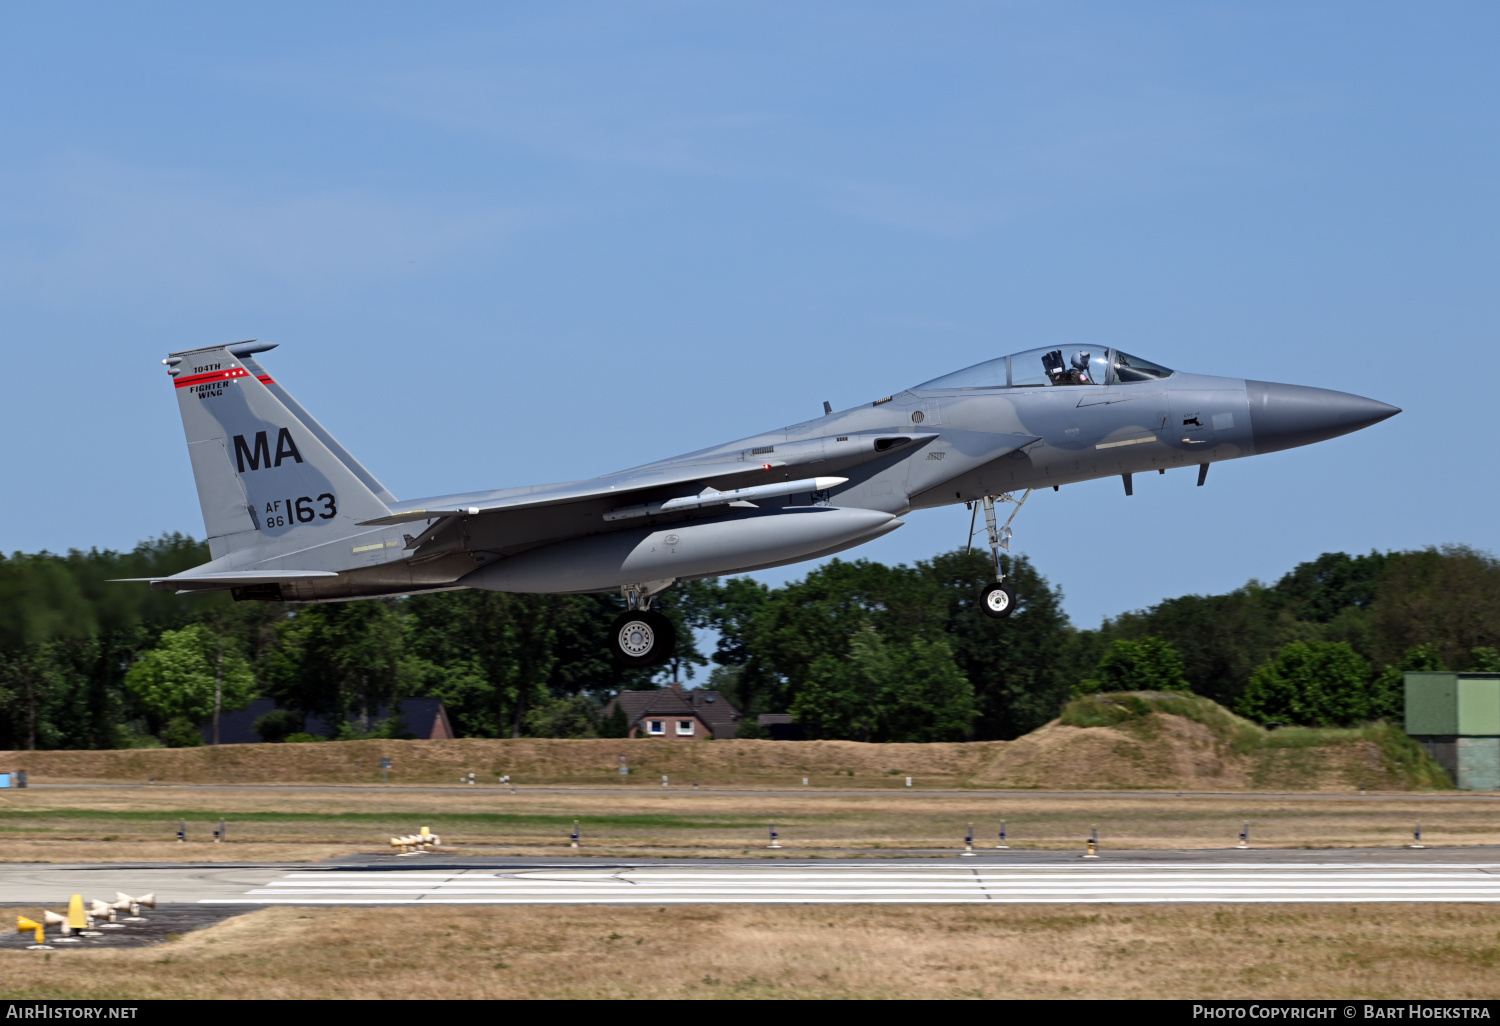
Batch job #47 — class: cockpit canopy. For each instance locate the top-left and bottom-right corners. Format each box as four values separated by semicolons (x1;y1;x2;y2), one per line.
914;348;1174;390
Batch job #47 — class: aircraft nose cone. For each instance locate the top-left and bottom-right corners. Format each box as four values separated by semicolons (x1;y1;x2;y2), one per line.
1245;380;1400;455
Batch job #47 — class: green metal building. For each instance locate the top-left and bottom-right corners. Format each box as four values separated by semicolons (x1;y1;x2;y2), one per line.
1405;671;1500;790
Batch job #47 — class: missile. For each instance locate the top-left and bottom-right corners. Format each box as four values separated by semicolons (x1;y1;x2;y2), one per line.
603;477;849;522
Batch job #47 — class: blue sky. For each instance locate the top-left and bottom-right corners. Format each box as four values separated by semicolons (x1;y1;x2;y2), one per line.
1;3;1495;628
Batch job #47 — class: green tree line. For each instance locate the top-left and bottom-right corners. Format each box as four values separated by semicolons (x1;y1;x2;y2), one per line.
2;535;1498;749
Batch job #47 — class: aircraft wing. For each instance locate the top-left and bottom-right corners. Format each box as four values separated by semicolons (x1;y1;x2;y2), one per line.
358;432;938;527
357;460;785;526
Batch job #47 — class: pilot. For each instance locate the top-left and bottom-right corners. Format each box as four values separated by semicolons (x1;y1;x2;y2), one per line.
1070;351;1093;384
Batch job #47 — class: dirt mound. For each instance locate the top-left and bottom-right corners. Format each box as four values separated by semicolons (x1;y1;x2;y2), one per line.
968;692;1444;791
971;712;1249;790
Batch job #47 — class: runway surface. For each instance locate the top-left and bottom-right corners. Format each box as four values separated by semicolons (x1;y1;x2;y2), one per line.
7;850;1500;906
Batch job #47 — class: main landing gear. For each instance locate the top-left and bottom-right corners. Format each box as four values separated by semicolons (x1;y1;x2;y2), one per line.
967;489;1032;620
610;580;678;667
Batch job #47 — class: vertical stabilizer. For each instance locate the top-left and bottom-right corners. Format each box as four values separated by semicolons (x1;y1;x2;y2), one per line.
166;344;391;564
235;346;398;504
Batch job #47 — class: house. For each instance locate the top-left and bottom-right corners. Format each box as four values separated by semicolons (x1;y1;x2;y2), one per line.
199;698;455;744
603;682;743;740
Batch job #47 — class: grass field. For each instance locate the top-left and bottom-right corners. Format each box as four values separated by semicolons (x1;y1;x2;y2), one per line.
1;784;1494;861
4;903;1499;999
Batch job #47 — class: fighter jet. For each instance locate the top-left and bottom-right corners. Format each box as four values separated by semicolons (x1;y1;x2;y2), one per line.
120;341;1398;666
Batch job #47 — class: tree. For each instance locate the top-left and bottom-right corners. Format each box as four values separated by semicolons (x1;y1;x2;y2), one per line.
598;701;630;739
1471;648;1500;672
1369;643;1446;722
160;717;203;747
881;636;978;742
920;550;1073;739
1077;636;1191;694
1236;641;1374;726
123;625;256;744
263;601;404;733
401;591;655;739
1367;547;1500;669
253;709;301;743
790;627;888;741
401;657;500;738
700;577;771;668
735;551;1067;738
738;558;938;717
524;695;600;738
790;626;975;742
0;645;61;750
652;581;712;684
1077;586;1282;708
731;715;770;739
1271;550;1392;624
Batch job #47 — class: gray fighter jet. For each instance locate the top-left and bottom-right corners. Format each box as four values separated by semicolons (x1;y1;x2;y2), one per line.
121;341;1398;666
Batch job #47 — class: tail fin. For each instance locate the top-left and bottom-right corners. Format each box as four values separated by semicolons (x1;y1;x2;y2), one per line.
166;341;391;565
235;345;397;504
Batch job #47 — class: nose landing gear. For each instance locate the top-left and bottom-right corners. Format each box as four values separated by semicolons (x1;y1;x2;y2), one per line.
610;579;678;667
967;489;1031;620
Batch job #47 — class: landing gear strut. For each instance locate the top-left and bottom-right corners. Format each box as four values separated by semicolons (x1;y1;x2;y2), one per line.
967;489;1031;620
610;580;678;667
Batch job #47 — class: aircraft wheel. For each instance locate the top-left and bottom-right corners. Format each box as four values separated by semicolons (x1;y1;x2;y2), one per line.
979;582;1017;619
611;610;677;667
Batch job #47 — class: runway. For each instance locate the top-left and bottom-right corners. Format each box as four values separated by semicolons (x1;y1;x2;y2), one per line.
224;861;1500;905
6;850;1500;906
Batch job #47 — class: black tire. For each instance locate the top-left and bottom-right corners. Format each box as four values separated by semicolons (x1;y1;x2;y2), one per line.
979;582;1017;619
610;610;677;667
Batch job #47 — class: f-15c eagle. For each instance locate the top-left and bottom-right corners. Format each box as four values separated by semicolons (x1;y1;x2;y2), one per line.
120;340;1398;666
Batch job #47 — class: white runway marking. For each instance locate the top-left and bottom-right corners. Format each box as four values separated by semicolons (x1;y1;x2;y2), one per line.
215;863;1500;905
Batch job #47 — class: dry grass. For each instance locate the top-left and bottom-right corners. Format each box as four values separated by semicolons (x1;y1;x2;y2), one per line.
3;785;1497;861
4;903;1500;999
0;737;998;788
0;704;1444;792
